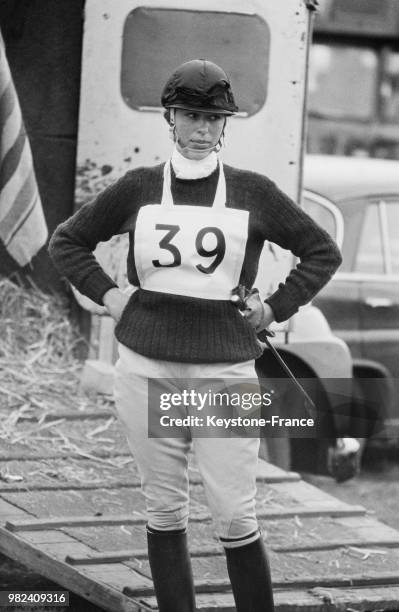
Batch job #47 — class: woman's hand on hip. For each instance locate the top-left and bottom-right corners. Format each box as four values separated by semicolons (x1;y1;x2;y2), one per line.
243;293;275;332
102;288;130;322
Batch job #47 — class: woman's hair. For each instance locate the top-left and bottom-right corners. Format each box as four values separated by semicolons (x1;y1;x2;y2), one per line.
163;109;172;125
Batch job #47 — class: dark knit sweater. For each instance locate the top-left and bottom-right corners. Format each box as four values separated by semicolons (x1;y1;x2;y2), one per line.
49;163;342;363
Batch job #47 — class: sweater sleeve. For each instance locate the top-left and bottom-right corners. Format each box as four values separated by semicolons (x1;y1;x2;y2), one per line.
48;171;141;305
259;177;342;323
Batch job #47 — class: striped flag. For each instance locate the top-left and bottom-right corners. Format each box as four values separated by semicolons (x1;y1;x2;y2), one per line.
0;31;48;267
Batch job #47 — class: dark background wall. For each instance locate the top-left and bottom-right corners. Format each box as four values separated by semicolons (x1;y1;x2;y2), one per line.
0;0;85;292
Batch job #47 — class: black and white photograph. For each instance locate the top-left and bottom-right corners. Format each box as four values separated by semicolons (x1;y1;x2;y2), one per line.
1;1;399;611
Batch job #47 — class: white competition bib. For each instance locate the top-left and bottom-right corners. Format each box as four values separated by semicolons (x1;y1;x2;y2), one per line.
134;161;249;300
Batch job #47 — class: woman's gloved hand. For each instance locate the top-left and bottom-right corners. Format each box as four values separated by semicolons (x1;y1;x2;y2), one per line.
244;291;275;332
230;286;275;331
103;287;130;322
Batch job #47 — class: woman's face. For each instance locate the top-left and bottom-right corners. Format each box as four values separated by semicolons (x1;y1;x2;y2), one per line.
173;109;226;160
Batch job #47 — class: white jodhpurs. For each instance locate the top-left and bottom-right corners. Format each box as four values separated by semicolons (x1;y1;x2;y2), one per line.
113;344;261;548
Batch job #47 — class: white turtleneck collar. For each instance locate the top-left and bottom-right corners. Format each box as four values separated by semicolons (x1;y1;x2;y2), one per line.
171;146;218;180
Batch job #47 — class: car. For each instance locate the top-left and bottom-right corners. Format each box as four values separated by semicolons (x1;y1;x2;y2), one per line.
303;154;399;448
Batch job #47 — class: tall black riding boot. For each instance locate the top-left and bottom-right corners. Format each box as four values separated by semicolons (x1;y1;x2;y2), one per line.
224;535;275;612
146;526;196;612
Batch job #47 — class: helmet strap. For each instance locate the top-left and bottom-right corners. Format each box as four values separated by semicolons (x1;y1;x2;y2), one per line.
169;108;177;142
214;120;226;153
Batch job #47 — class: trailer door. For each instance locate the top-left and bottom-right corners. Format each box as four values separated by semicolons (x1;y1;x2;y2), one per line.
76;0;311;311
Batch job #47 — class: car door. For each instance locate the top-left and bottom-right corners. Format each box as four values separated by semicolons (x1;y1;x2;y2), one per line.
357;197;399;414
303;192;363;358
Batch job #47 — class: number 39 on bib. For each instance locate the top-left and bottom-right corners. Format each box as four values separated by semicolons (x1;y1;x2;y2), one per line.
134;161;249;300
134;204;249;300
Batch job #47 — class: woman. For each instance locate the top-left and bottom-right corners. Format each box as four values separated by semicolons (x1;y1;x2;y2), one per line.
49;59;342;611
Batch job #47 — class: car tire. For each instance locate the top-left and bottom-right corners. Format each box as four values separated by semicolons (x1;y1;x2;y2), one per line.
255;355;335;474
350;374;388;468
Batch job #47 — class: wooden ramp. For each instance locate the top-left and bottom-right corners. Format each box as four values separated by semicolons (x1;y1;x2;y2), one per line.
1;410;399;611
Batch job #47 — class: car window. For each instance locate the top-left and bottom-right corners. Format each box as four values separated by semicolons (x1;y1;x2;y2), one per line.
303;197;337;240
355;202;384;274
386;201;399;274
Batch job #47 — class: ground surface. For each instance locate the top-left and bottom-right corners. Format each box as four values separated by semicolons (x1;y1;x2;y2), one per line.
2;455;399;612
304;453;399;532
